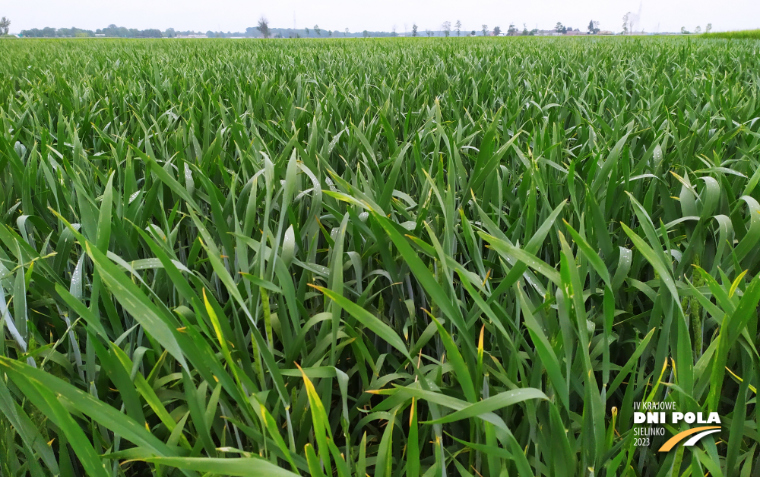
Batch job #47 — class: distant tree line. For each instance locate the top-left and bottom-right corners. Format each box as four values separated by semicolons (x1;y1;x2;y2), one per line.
221;24;400;39
17;22;401;40
19;24;213;38
21;27;97;38
20;24;177;38
14;19;609;40
98;25;163;37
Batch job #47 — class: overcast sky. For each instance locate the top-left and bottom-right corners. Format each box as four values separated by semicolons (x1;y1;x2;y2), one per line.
4;0;758;34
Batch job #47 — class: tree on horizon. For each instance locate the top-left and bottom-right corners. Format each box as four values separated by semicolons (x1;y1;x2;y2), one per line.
442;21;451;37
257;16;271;38
0;17;11;35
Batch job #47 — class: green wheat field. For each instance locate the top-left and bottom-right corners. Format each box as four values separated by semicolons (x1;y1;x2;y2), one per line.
0;37;759;476
702;30;760;40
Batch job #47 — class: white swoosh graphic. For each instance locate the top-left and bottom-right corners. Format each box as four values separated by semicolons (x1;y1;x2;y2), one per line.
683;429;721;447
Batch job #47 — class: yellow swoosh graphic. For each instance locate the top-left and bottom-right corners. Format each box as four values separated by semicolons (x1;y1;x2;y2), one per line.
658;426;721;452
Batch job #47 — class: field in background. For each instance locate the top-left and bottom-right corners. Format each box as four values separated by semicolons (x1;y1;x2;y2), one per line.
1;37;759;476
702;29;760;39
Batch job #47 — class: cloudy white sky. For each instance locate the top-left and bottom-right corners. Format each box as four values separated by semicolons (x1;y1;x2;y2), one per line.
4;0;758;34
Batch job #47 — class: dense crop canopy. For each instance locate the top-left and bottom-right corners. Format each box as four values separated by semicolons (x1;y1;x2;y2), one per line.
1;37;759;476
